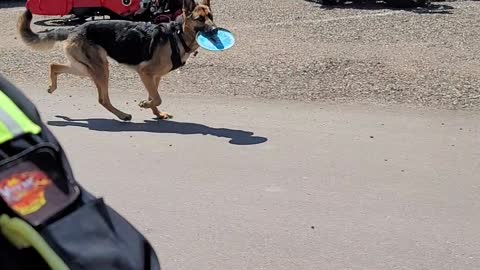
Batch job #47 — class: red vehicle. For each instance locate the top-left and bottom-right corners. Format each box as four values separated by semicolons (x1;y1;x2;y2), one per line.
26;0;183;24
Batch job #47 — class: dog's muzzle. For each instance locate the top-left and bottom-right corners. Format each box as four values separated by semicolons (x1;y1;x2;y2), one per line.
196;25;217;34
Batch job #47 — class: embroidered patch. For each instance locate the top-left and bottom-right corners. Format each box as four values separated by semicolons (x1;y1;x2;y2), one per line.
0;170;51;215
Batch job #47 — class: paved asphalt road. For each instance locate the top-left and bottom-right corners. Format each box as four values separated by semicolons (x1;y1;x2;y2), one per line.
19;87;479;270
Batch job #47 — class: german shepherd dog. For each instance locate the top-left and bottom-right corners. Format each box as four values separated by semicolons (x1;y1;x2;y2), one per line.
17;0;216;121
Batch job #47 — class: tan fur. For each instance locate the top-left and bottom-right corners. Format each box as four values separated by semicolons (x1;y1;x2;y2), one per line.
17;0;215;121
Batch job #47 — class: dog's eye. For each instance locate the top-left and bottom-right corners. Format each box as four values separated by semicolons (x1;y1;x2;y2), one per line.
207;14;213;20
197;16;206;22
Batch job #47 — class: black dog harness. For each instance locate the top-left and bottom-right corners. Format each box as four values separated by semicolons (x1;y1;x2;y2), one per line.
169;26;192;71
155;22;192;71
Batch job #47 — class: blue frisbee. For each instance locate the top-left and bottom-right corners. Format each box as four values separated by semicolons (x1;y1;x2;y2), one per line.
196;28;235;52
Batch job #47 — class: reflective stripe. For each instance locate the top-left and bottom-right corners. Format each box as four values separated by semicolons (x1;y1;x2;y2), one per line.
0;90;41;144
0;120;10;144
0;107;23;137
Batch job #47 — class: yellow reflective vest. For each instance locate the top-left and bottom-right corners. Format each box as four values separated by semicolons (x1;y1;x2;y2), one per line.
0;90;41;144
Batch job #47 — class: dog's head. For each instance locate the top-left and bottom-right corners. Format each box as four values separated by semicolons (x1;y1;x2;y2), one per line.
182;0;216;34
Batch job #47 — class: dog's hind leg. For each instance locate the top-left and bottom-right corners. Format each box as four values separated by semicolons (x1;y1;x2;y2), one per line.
90;64;132;121
68;43;132;121
138;72;172;120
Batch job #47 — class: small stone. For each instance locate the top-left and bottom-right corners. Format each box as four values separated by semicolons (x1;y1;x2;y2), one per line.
311;226;315;230
441;123;445;125
370;136;374;139
169;144;173;147
459;128;463;130
384;159;388;162
401;170;405;172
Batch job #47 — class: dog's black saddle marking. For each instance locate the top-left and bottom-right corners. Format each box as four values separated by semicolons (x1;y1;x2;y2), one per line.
78;20;191;69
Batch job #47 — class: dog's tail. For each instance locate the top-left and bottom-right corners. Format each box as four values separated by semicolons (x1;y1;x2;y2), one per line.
17;9;70;51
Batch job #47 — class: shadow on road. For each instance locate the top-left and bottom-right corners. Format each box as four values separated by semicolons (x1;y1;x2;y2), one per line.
305;0;454;14
47;115;268;146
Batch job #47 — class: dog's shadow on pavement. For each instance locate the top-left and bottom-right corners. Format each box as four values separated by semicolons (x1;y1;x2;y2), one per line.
47;115;268;146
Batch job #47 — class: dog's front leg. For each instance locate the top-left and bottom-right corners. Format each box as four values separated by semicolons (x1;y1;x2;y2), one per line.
48;63;88;93
138;72;172;120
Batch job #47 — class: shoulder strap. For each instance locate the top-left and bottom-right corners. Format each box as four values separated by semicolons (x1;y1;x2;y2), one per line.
169;34;185;71
168;22;192;71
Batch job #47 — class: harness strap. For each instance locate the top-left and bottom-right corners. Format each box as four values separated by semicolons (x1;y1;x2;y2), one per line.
169;34;184;71
168;23;192;71
177;32;191;54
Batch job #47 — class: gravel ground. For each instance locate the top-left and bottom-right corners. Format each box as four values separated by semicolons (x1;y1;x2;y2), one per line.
0;0;479;110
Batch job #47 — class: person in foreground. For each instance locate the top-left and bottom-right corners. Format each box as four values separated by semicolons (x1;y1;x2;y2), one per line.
0;73;161;270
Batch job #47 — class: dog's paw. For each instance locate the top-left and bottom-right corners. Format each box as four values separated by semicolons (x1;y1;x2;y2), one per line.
156;112;173;120
47;85;56;93
138;100;150;108
119;114;132;121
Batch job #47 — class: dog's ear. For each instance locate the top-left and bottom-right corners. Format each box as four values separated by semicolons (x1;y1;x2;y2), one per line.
182;0;195;15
